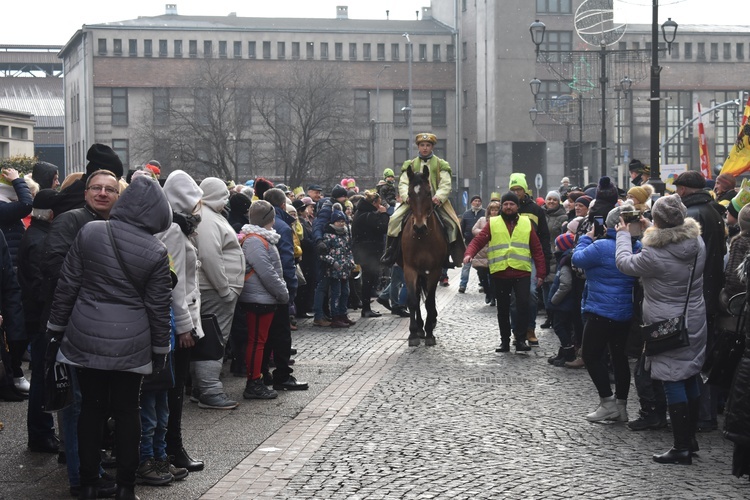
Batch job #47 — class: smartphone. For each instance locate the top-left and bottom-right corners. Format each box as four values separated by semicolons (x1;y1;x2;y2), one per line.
593;216;605;237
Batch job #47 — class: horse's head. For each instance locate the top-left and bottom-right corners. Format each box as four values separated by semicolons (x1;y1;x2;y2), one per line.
407;164;433;232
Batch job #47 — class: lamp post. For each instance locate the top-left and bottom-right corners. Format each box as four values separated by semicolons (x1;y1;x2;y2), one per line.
374;64;390;171
649;1;678;195
403;33;414;157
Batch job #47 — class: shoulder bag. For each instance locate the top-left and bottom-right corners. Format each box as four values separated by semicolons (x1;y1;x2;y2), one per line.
641;254;696;356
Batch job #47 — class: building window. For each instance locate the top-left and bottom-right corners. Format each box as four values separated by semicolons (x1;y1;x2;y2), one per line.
393;90;408;127
153;88;169;126
349;43;357;61
670;42;679;59
194;89;210;126
447;44;455;61
113;39;122;56
463;138;468;156
541;31;573;63
10;126;28;140
434;139;447;160
189;40;198;57
419;44;427;61
306;42;314;59
462;41;467;60
355;143;370;167
391;43;400;61
204;41;213;58
233;41;242;58
710;43;718;60
536;0;572;13
292;42;300;60
354;90;369;123
363;43;371;60
462;0;467;12
377;43;385;61
248;41;256;59
535;80;572;102
263;41;271;59
159;40;168;57
433;44;441;62
144;40;153;57
723;43;732;60
406;44;413;62
98;38;107;55
697;42;706;60
277;42;285;59
129;39;137;57
738;43;745;60
112;139;129;167
684;42;692;59
335;43;343;60
431;91;447;127
112;88;128;126
321;42;329;60
462;89;468;108
219;41;227;58
174;40;183;57
394;139;409;167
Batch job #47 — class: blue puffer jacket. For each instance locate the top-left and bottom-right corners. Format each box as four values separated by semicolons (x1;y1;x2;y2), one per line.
571;228;640;322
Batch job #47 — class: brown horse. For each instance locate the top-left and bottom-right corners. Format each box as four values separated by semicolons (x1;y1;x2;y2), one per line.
401;165;448;347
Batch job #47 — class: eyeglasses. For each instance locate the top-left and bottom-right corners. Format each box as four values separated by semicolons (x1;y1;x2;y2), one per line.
87;185;119;195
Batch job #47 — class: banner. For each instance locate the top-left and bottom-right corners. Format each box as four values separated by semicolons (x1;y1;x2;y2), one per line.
719;95;750;177
697;102;711;179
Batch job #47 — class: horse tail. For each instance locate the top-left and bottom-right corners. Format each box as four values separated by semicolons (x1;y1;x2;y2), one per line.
417;275;428;302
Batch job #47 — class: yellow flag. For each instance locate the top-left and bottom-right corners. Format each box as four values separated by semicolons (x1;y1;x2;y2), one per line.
720;96;750;176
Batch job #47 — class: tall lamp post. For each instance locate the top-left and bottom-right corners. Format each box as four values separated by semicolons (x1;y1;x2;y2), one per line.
374;64;391;171
649;1;678;195
403;33;414;157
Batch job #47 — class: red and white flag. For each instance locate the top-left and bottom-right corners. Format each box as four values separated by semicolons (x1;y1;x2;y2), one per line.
697;102;711;179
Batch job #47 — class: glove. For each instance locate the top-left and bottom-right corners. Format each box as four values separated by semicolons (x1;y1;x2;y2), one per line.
731;178;750;213
44;329;63;367
152;353;168;375
316;240;327;254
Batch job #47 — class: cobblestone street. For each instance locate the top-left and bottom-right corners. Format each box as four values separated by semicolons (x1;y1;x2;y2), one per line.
2;270;749;499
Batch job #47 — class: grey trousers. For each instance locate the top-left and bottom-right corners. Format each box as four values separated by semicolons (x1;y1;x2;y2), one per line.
191;289;238;397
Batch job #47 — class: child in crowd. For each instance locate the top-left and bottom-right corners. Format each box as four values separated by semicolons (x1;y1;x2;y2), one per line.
546;233;577;366
320;210;355;328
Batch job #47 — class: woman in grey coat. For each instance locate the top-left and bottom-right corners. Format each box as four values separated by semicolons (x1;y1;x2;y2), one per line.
614;194;706;466
47;175;173;499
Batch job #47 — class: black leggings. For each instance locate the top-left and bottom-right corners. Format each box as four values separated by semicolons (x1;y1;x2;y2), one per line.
581;313;631;400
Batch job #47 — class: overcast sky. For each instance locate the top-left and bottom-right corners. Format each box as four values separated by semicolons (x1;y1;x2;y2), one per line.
3;0;743;46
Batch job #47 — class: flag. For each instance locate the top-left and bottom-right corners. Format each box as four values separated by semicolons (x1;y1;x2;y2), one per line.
697;102;711;179
720;95;750;177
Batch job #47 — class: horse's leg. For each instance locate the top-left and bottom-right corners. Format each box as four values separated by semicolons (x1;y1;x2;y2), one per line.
403;266;421;347
415;275;425;339
424;273;439;346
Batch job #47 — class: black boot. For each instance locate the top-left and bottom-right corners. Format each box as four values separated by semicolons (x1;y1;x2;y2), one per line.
653;402;692;465
548;347;565;365
78;485;98;499
115;484;139;500
380;234;401;266
169;446;204;472
687;397;700;453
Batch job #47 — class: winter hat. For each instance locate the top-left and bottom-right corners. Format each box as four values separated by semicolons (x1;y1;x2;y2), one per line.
739;204;750;233
253;177;274;200
331;210;346;223
566;216;584;235
86;144;123;179
606;202;636;229
470;195;482;203
595;176;619;205
627;186;649;206
383;168;395;179
508;173;529;192
32;188;58;210
301;196;314;206
651;195;687;228
248;200;275;227
574;195;592;208
276;183;289;193
285;204;297;216
500;191;520;206
628;159;649;175
546;190;561;202
31;161;59;190
673;170;706;189
229;193;252;217
331;185;348;200
715;173;736;192
555;232;576;252
561;177;570;184
144;160;161;177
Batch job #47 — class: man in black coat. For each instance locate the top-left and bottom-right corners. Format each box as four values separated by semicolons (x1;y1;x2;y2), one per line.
458;195;485;294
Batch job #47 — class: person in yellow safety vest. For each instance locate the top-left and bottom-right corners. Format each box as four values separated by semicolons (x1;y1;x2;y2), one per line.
380;132;465;267
463;191;546;353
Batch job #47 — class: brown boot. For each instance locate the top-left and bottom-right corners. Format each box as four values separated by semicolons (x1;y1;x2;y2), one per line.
526;328;539;346
330;316;350;328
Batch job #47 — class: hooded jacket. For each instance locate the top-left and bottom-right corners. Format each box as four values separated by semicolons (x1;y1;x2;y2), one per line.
31;161;59;190
48;176;173;374
239;225;289;305
194;177;245;299
158;170;204;337
615;218;707;382
724;253;750;446
0;177;33;266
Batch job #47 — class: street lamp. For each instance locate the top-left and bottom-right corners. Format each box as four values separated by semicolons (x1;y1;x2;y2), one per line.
649;1;678;195
374;64;390;171
529;107;538;124
530;78;541;98
403;33;413;157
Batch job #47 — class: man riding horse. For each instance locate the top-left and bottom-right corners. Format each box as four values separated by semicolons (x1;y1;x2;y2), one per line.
381;132;465;267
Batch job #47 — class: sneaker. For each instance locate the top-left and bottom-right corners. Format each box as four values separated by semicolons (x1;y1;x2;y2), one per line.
627;410;667;431
158;457;188;481
478;287;484;294
197;393;239;410
439;277;449;287
243;378;278;399
458;287;466;293
136;457;173;486
13;376;30;393
313;318;331;327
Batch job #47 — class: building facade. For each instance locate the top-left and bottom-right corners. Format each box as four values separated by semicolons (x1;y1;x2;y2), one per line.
0;108;35;159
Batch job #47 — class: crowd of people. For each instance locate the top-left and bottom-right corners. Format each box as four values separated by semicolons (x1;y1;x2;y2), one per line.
2;136;750;499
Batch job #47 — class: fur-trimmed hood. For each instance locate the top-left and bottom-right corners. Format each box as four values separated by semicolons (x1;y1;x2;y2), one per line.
642;217;701;249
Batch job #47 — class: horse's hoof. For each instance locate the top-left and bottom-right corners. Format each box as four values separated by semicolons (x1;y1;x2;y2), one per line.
418;330;426;339
408;338;421;347
425;337;436;346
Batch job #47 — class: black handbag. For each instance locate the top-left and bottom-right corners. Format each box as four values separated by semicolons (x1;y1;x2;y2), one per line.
191;314;225;361
43;335;73;412
642;255;696;356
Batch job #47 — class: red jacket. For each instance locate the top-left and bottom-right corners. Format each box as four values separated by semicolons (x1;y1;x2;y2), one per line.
465;216;546;281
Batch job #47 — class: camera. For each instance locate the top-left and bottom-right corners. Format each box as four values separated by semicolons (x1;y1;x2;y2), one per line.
593;216;605;237
621;210;641;224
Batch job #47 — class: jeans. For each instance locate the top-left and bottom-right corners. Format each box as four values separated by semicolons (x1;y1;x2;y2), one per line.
633;352;667;414
77;368;142;488
313;276;332;320
663;375;701;405
494;276;531;342
581;313;631;400
551;309;573;347
27;332;55;443
140;390;169;462
329;278;350;317
191;289;237;398
380;265;407;307
459;263;471;288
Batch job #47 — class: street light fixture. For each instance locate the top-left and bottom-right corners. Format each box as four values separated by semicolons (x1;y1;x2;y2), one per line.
373;64;390;173
662;18;678;54
403;33;413;157
530;78;541;98
620;76;633;95
529;20;545;55
529;107;538;124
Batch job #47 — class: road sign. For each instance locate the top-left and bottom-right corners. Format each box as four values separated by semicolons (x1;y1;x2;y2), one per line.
535;174;543;190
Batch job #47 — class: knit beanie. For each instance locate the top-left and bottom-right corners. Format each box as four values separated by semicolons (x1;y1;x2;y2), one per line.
85;144;123;179
716;173;736;192
229;193;252;217
595;176;619;205
292;199;305;212
606;202;636;229
739;204;750;233
254;177;274;200
546;190;561;202
651;195;687;228
567;216;584;235
627;186;649;206
331;210;346;223
33;188;58;209
555;232;576;252
628;159;649;175
500;191;520;206
508;173;529;192
248;200;275;227
673;171;706;189
470;195;482;203
383;168;395;179
331;185;348;200
575;195;592;208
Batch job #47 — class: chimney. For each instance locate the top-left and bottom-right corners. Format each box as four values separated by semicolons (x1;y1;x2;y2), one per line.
421;7;432;20
165;4;178;15
336;6;348;20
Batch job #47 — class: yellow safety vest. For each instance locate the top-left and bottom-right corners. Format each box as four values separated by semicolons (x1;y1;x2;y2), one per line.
487;216;533;273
